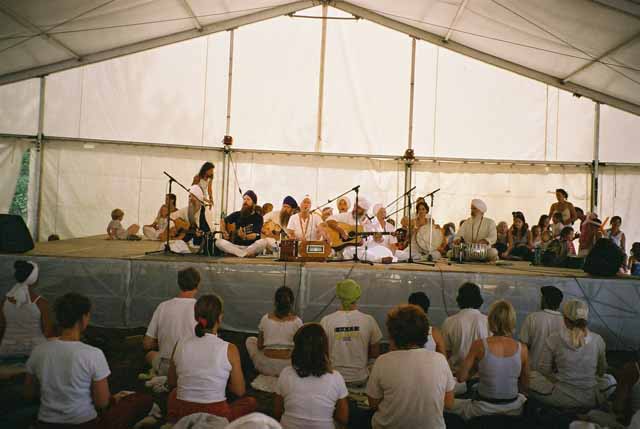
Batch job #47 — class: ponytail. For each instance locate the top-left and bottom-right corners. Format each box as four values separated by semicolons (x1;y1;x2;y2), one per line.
566;318;588;348
194;294;223;337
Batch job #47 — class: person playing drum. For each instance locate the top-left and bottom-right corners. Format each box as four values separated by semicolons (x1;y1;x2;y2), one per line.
453;199;499;262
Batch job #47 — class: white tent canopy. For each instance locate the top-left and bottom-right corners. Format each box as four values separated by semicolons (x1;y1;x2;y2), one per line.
1;0;639;115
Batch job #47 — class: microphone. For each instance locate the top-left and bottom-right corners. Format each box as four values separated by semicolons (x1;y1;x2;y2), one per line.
351;185;361;191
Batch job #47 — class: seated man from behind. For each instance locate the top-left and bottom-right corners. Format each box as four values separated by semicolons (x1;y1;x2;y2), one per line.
408;291;446;355
143;267;200;376
320;279;382;387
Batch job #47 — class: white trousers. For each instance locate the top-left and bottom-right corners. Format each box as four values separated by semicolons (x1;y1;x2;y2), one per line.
342;245;396;263
529;371;616;410
143;226;164;240
449;394;527;421
215;238;268;258
245;337;290;376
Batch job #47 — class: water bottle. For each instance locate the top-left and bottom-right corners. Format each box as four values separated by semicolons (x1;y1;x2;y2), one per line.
272;242;280;259
533;245;542;266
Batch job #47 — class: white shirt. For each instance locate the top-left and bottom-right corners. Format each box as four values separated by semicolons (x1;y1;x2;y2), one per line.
26;340;111;424
441;308;489;372
0;295;46;357
174;333;231;403
328;212;373;231
146;297;197;360
368;218;397;251
264;210;284;228
424;326;436;352
366;349;456;429
519;309;565;371
456;216;498;245
259;314;303;349
287;213;323;241
276;366;348;429
320;310;383;383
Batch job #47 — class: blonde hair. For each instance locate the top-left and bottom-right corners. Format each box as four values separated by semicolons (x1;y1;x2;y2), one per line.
111;208;124;220
563;300;589;348
488;299;516;336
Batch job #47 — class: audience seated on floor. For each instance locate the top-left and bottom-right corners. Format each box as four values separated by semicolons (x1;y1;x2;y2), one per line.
0;261;54;358
274;323;349;429
441;282;490;375
529;299;616;410
366;304;456;429
319;279;382;387
246;286;303;376
408;291;446;355
167;294;257;423
143;267;200;376
519;286;565;371
450;300;529;420
613;357;640;426
24;292;152;428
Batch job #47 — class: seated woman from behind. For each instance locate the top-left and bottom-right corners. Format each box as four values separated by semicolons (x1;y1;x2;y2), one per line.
168;294;256;423
450;300;529;420
408;292;446;355
529;299;615;410
24;293;151;428
1;261;54;358
246;286;303;376
274;323;349;429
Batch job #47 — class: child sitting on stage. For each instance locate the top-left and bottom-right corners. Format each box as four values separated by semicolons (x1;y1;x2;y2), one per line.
143;204;170;240
107;208;140;240
551;211;565;238
246;286;303;376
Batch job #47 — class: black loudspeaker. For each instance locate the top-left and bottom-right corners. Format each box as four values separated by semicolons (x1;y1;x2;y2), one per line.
0;214;34;253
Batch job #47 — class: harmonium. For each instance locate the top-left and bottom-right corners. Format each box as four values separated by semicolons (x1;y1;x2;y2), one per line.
279;239;331;262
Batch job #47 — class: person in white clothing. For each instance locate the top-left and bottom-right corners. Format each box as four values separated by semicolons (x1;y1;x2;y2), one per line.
519;285;565;371
192;162;215;207
529;299;616;410
171;185;214;249
408;291;446;355
453;199;499;261
25;293;152;427
143;204;171;240
320;279;382;386
368;204;397;254
0;261;54;358
286;196;325;241
246;286;303;376
441;282;489;375
366;304;456;429
274;323;349;429
263;196;298;249
143;267;200;376
336;196;351;214
168;294;257;423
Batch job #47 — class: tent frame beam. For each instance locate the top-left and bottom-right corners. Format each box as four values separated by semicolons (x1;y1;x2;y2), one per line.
178;0;203;31
444;0;469;42
333;1;640;117
0;1;318;86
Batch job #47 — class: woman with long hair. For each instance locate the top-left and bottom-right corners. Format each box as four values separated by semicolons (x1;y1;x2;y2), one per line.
274;323;349;429
548;188;577;225
505;212;532;260
192;162;215;207
168;294;256;422
246;286;303;376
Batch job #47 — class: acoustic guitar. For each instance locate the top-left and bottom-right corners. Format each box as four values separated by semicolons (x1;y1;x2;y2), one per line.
262;220;283;239
325;222;393;250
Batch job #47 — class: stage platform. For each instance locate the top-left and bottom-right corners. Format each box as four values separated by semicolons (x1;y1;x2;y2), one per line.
1;236;639;350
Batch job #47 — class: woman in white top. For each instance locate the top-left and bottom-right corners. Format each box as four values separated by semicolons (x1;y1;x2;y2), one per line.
274;323;349;429
168;294;256;423
192;162;215;207
143;204;171;241
408;291;446;355
548;188;577;225
529;299;616;409
246;286;303;376
0;261;54;357
450;300;529;420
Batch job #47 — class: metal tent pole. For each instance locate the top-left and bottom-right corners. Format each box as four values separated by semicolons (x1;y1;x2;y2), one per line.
315;3;328;152
31;76;46;241
591;102;600;213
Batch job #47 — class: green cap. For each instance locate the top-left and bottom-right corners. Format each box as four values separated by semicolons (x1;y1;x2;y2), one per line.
336;279;362;309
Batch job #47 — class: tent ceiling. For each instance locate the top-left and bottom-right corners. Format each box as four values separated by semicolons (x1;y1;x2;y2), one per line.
0;0;639;115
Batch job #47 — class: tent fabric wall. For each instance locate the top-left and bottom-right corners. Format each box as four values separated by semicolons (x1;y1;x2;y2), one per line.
0;137;31;212
599;167;640;254
0;78;39;135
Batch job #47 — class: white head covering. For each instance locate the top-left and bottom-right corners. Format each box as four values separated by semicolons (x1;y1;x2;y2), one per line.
189;184;204;201
301;194;312;204
225;413;282;429
7;261;39;307
357;196;371;211
372;203;384;217
471;199;487;214
337;196;351;210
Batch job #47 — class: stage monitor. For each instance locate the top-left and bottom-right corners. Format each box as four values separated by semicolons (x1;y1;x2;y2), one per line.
0;214;34;253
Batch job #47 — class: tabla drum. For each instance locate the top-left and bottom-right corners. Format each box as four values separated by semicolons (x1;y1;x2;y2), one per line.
464;243;490;261
416;224;443;254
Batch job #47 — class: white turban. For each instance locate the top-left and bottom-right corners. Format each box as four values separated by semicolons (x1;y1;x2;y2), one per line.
7;261;39;307
357;196;371;211
337;196;351;210
301;194;312;204
189;184;204;201
372;203;384;216
471;199;487;214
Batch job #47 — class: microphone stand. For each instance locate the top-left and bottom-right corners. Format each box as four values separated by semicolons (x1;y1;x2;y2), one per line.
424;188;440;261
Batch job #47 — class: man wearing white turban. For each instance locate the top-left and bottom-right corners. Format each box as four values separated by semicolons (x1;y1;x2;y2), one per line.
323;195;379;261
454;199;499;261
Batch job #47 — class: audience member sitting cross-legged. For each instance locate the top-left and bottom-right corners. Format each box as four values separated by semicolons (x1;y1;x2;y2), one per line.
167;294;257;423
408;291;446;355
449;300;529;420
320;279;382;387
246;286;303;376
366;304;456;429
529;299;616;410
24;293;152;429
274;323;349;429
143;267;200;377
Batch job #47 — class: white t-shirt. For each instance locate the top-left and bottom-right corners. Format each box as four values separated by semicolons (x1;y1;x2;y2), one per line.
287;213;323;241
320;310;383;383
441;308;489;372
146;297;197;360
259;314;303;349
264;210;283;227
328;212;372;230
174;333;232;403
366;349;456;429
26;340;111;424
368;218;397;250
519;309;565;371
276;366;348;429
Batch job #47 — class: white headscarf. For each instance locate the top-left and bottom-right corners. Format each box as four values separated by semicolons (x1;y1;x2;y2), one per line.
337;196;351;210
372;203;384;217
357;196;371;211
7;261;39;307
